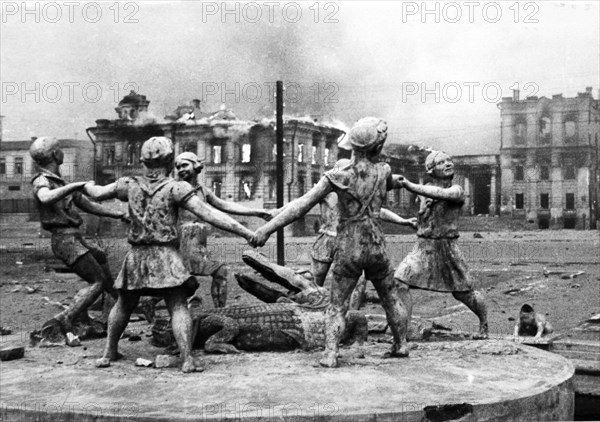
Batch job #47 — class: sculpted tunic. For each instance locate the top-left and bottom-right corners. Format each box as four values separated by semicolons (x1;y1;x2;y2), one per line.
113;175;197;294
394;186;474;292
324;161;393;281
311;192;339;264
178;183;224;275
31;169;105;266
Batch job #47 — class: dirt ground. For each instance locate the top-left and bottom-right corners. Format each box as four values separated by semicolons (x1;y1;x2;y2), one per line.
1;231;598;339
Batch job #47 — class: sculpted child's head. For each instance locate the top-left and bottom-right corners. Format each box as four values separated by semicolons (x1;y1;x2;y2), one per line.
175;152;204;181
425;150;454;179
348;117;388;155
29;137;63;166
141;136;174;169
519;303;536;325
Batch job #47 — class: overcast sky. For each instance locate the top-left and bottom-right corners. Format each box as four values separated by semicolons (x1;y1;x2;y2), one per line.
1;1;598;154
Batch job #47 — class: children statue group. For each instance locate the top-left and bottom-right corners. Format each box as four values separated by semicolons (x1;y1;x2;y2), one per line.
29;116;488;373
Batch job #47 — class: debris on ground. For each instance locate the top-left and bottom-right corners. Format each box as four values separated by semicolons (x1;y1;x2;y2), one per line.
561;271;585;280
365;314;388;333
65;333;81;347
0;345;25;361
135;358;154;367
504;286;532;295
542;267;567;277
41;296;68;310
155;354;179;369
432;322;453;331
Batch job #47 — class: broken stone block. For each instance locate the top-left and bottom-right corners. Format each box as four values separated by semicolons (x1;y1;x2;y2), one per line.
25;286;38;294
365;314;388;333
0;345;25;361
135;358;154;367
155;354;179;369
66;332;81;347
561;271;585;280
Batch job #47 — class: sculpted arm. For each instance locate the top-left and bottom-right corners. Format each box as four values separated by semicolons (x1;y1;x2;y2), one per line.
534;317;546;339
183;195;254;241
380;208;417;230
35;181;89;204
73;193;126;220
206;191;271;220
395;176;464;203
256;178;333;240
83;182;120;201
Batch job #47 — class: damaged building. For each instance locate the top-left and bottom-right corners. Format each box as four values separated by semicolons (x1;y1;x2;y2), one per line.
498;87;599;229
3;88;596;235
365;87;599;231
88;91;344;234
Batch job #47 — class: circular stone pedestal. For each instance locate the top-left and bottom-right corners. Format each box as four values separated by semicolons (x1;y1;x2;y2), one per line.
0;336;574;421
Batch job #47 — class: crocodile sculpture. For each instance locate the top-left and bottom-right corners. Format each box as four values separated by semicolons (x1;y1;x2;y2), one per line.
152;251;368;353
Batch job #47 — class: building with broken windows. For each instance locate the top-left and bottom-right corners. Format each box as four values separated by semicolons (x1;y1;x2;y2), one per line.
498;87;599;229
3;88;596;234
88;92;344;234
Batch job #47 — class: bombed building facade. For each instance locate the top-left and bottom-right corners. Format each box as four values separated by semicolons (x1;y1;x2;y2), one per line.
88;92;344;234
2;88;596;233
368;87;599;231
498;87;599;229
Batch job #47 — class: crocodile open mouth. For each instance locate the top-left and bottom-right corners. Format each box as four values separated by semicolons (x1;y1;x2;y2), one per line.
234;273;287;303
241;251;301;293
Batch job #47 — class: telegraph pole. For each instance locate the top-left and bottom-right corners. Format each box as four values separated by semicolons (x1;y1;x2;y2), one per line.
276;81;285;265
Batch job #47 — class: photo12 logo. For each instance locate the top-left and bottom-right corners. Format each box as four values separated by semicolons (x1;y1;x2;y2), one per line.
401;1;540;24
201;81;339;104
401;81;539;104
1;2;140;24
1;82;140;104
200;1;340;24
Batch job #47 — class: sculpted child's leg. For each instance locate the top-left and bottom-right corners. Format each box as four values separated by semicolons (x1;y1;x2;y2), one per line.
372;274;410;357
71;252;117;319
164;286;203;373
210;265;228;308
452;290;488;338
396;280;413;322
311;260;332;287
320;273;361;368
43;251;112;338
96;290;140;368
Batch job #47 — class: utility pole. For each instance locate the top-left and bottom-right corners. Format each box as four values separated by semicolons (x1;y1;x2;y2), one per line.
276;81;285;265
